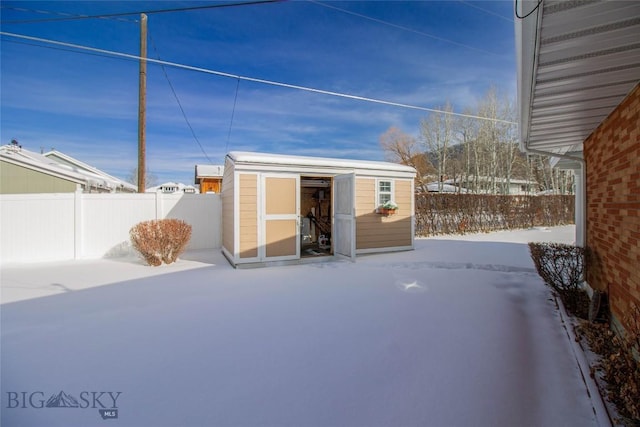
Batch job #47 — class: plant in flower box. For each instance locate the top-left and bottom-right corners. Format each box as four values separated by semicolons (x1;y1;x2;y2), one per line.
378;200;398;215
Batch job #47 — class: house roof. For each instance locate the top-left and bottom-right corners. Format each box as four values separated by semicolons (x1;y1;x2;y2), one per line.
146;182;199;193
226;151;416;176
516;0;640;154
444;176;537;186
43;150;137;192
1;144;86;184
426;182;469;193
0;144;136;191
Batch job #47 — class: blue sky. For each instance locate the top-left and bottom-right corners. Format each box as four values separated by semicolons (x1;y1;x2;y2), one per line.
1;1;516;185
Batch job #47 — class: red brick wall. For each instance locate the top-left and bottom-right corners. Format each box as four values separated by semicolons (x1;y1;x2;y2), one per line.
585;83;640;331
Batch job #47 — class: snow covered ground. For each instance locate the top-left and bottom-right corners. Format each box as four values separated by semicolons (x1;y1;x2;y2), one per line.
1;225;603;426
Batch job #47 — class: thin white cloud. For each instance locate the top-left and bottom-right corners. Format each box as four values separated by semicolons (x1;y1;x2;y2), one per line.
1;0;517;184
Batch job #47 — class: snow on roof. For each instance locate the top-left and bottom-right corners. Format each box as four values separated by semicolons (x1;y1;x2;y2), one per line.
44;150;136;192
227;151;416;174
146;182;199;193
195;164;224;177
1;144;87;184
1;144;136;191
426;182;469;193
444;176;537;186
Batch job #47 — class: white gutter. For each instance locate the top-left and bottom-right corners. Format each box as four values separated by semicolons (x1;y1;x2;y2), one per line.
516;0;586;246
522;147;586;248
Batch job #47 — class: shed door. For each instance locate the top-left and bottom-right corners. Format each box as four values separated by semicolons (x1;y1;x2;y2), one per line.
333;173;356;261
262;175;300;261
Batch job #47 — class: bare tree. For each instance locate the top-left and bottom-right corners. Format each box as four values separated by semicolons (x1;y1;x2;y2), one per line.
420;102;456;192
476;88;501;193
125;168;159;189
380;126;433;193
458;111;480;193
378;86;574;196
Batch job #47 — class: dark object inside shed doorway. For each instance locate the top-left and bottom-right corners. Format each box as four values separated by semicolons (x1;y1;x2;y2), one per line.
300;176;333;258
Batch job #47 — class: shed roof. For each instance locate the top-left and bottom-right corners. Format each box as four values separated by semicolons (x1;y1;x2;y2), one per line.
195;164;224;178
227;151;416;175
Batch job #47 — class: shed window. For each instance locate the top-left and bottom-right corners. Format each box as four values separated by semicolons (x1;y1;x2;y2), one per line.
377;180;393;206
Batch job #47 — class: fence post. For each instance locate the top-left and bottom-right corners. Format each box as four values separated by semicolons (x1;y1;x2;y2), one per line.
155;191;162;219
74;187;82;260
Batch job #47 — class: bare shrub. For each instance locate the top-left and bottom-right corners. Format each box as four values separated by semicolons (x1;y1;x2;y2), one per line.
130;219;192;266
577;305;640;423
528;242;589;318
528;242;585;293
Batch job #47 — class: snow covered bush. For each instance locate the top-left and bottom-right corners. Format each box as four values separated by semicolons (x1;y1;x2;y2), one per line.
130;219;192;266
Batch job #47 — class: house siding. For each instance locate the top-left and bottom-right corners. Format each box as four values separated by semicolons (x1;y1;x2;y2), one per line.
1;161;78;194
355;178;412;250
585;83;640;331
221;161;235;255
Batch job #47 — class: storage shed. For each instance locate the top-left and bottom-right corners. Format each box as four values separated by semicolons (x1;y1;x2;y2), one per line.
221;151;416;267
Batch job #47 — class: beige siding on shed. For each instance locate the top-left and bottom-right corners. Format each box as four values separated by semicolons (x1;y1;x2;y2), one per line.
264;176;298;258
265;177;296;215
355;178;412;250
238;173;258;258
221;161;235;254
265;220;297;257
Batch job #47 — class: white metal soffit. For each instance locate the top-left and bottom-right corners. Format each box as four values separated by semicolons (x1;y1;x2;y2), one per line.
523;0;640;152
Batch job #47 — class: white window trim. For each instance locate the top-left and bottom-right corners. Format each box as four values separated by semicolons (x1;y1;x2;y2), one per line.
376;178;394;207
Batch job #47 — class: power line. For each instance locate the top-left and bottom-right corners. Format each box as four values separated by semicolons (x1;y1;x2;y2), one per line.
225;79;241;154
2;39;137;63
0;6;136;23
515;0;543;20
457;1;514;23
309;0;502;57
149;36;213;163
0;0;283;24
0;31;517;125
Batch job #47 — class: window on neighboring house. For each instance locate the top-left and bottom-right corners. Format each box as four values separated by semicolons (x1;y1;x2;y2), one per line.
377;179;393;206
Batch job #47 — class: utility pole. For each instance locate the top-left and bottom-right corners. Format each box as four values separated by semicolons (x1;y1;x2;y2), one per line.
137;13;147;193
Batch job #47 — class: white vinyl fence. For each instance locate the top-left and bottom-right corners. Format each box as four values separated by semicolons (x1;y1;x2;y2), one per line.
0;191;222;264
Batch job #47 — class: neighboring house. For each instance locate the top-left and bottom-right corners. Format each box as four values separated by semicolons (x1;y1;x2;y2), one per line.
516;1;640;334
443;176;538;195
195;164;224;194
425;182;469;193
146;182;198;194
0;142;136;194
221;151;416;268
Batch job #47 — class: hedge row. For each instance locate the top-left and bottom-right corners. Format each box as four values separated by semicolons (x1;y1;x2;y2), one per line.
415;194;574;236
